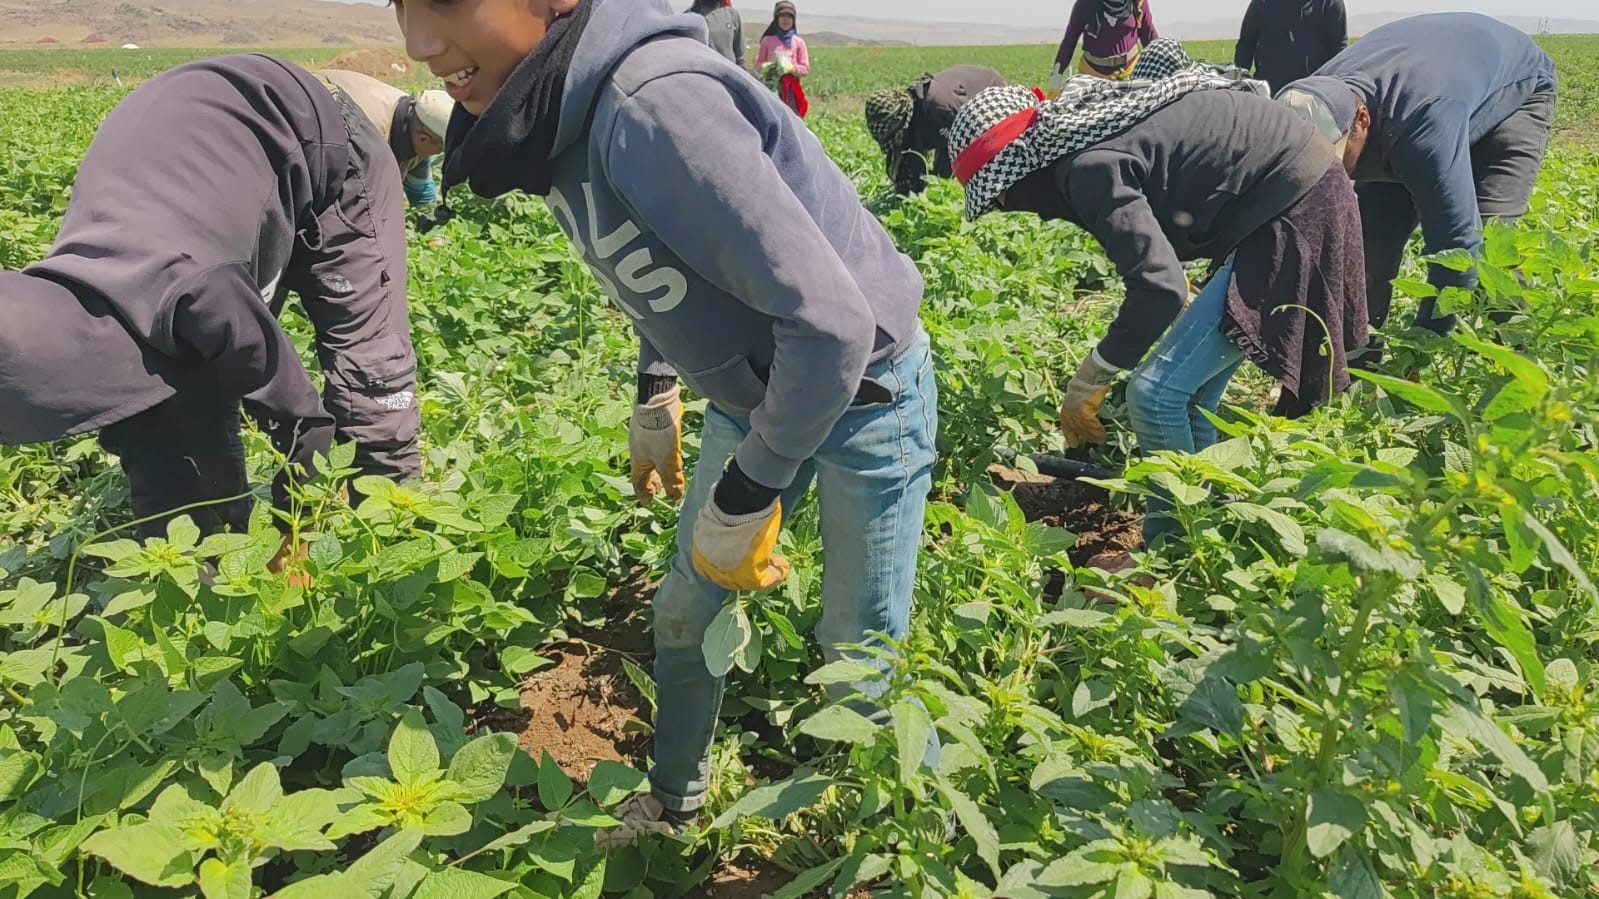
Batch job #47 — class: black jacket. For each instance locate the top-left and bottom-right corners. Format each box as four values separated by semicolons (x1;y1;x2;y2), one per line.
1;54;419;481
895;65;1007;195
1007;90;1336;369
1234;0;1347;94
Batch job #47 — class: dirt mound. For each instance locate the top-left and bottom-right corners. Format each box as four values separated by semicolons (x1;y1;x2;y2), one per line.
325;48;411;80
684;861;796;899
684;858;873;899
511;642;651;781
988;464;1143;566
478;572;656;785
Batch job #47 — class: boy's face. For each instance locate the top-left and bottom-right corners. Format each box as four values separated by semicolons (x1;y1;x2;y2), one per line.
393;0;579;116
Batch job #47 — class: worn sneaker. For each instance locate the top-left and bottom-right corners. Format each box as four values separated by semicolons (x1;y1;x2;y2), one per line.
594;793;697;850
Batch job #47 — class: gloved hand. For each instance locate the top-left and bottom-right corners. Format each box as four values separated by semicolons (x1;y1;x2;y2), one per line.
1047;63;1068;99
690;493;789;591
1059;348;1122;448
629;385;684;505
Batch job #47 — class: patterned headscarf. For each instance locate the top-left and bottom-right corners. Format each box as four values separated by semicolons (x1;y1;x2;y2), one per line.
948;69;1260;220
1129;38;1195;80
1132;38;1270;86
864;88;915;163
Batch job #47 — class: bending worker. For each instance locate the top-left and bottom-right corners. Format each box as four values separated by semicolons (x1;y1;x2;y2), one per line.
1278;12;1557;342
318;68;452;207
865;65;1007;196
0;54;420;541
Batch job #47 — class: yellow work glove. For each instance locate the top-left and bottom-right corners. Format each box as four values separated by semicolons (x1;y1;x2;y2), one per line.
629;386;685;505
690;494;789;592
1059;348;1122;448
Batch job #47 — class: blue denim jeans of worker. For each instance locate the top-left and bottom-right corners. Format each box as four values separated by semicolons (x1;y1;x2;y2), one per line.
1125;260;1246;544
648;330;937;813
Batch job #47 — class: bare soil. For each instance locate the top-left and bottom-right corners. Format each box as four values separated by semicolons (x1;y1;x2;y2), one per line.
473;572;660;783
325;48;412;80
511;641;651;780
683;857;874;899
682;860;798;899
987;463;1143;566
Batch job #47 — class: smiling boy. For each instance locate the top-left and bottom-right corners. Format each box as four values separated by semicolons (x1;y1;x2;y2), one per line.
390;0;936;838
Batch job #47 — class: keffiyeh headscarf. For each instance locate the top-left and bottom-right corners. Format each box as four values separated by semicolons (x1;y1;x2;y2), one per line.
1129;38;1195;80
1132;38;1269;86
864;88;915;163
948;67;1261;220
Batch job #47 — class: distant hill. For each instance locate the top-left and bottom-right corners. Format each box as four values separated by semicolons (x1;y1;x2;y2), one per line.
754;14;1048;46
750;10;1599;47
0;0;400;47
2;1;1592;50
1161;12;1599;39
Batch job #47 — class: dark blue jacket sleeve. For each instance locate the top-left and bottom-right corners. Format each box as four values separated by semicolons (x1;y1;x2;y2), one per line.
1387;98;1482;290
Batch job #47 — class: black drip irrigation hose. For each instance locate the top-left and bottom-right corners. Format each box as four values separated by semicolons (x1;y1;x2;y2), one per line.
993;447;1120;482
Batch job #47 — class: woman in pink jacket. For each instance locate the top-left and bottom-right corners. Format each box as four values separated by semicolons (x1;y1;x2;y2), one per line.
757;0;809;117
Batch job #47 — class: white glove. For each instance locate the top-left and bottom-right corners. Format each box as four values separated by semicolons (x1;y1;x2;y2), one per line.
1047;63;1069;98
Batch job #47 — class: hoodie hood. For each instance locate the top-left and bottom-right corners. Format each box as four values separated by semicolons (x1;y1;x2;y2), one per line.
552;0;707;157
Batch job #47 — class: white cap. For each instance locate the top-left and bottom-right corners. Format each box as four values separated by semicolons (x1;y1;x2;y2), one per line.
1272;85;1349;155
413;90;453;140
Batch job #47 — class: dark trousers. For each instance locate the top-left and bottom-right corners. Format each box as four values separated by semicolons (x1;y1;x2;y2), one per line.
98;381;252;540
1358;90;1555;331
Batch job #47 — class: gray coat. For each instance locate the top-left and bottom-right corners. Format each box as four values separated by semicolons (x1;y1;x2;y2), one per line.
0;54;419;481
690;2;748;70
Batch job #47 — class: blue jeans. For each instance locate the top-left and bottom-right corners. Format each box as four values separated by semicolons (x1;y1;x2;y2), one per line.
649;330;938;812
1125;260;1245;543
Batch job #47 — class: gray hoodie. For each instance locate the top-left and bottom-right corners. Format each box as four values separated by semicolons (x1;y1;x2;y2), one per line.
689;1;748;70
547;0;924;489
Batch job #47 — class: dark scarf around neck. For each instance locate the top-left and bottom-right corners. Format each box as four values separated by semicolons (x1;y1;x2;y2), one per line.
389;96;416;166
1093;0;1138;29
423;1;593;232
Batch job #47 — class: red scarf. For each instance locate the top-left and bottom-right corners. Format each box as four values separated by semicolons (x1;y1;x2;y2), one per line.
778;74;809;118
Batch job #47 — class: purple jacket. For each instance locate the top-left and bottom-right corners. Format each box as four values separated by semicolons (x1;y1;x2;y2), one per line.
1054;0;1159;74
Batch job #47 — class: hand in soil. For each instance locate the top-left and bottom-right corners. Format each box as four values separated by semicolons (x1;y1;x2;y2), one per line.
1079;550;1156;605
267;536;313;588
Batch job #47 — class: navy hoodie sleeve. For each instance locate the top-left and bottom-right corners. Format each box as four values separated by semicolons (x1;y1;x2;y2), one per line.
1063;153;1188;370
1326;0;1349;58
1235;0;1262;70
607;74;876;489
1386;98;1482;290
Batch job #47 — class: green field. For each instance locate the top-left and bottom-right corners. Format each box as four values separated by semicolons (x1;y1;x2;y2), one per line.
1;37;1598;899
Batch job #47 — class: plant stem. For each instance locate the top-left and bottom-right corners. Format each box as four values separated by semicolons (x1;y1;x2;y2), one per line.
1282;572;1391;871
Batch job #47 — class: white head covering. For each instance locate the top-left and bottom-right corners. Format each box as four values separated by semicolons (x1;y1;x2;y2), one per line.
413;89;453;140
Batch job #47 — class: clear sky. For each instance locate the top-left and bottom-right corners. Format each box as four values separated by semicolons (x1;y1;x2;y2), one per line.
339;0;1595;28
